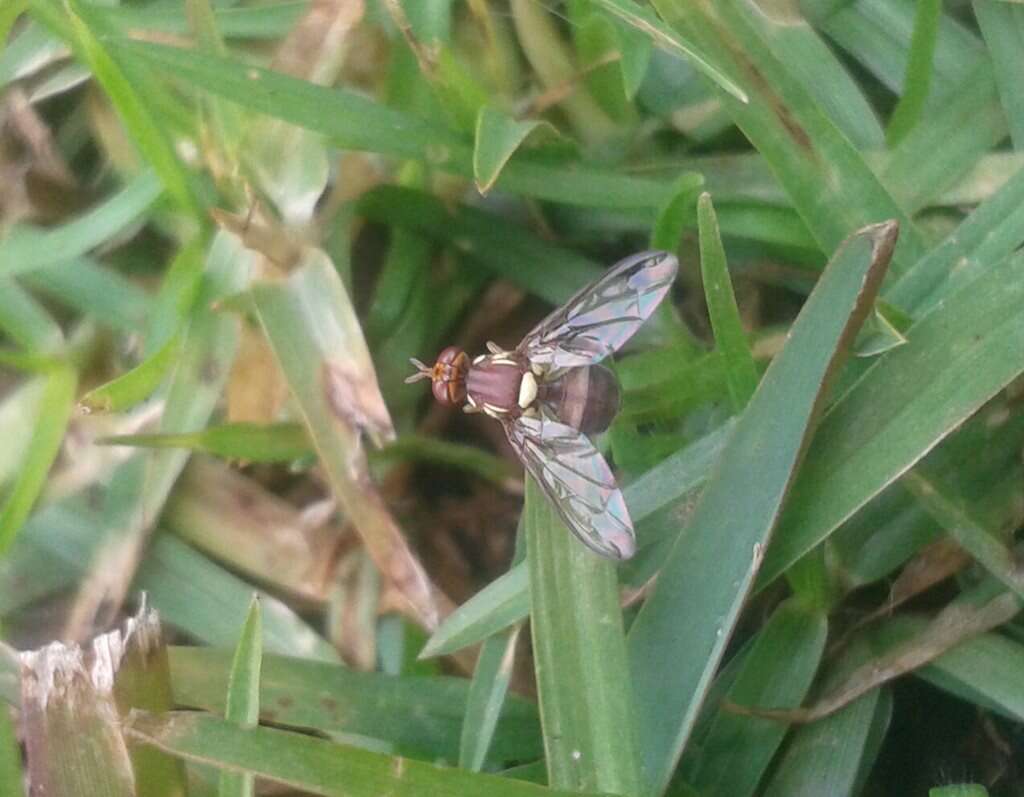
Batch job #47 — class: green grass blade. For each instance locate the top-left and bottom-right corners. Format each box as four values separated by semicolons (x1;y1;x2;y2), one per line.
458;625;521;771
881;64;1005;213
80;331;183;412
24;257;150;332
127;710;587;797
169;646;540;763
885;0;941;147
96;2;307;40
591;0;747;102
0;171;162;275
218;596;262;797
358;186;601;304
697;192;758;411
422;421;733;657
0;704;24;797
974;0;1024;150
525;477;640;795
34;0;201;214
687;600;827;796
64;232;247;631
473;105;558;194
250;251;441;630
139;534;339;662
762;687;891;797
919;631;1024;722
628;221;896;794
649;174;706;253
0;279;64;352
98;423;312;464
0;363;76;554
419;565;529;659
372;435;519;488
902;469;1024;599
108;37;464;160
109;39;681;210
760;250;1024;588
0;1;26;46
651;0;927;275
930;786;989;797
887;164;1024;317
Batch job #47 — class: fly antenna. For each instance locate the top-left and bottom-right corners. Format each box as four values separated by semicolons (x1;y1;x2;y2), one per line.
405;358;432;384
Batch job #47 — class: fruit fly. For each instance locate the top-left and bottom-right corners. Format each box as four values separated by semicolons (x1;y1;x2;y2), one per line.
406;251;678;559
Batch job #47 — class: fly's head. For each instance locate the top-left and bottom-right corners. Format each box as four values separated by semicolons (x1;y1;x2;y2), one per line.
405;346;469;406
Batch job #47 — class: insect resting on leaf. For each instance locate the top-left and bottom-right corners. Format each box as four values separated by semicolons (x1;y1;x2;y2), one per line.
406;251;679;560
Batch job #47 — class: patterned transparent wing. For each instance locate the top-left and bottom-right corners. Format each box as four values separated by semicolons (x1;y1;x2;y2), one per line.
506;414;635;559
518;250;678;370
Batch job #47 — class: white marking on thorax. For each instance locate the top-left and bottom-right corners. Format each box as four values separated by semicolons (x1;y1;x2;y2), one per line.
483;403;508;419
518;371;538;409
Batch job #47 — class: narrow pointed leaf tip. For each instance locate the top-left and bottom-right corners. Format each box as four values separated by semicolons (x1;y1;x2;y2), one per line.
626;219;899;794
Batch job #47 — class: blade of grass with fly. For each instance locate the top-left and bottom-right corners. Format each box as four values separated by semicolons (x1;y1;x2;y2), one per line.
422;420;733;657
627;222;897;794
526;477;640;795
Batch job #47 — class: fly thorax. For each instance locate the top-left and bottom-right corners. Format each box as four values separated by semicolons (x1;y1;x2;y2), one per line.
466;354;529;418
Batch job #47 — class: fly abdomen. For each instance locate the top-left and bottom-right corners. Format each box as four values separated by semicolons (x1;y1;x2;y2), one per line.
540;364;620;435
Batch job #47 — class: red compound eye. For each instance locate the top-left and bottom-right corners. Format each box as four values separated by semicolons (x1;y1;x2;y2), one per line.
436;346;463;366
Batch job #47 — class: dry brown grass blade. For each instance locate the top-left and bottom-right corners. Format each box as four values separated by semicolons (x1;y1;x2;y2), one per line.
165;458;347;605
727;590;1022;724
20;600;184;796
